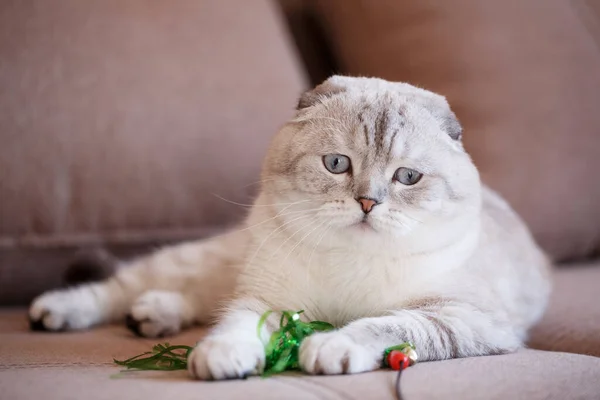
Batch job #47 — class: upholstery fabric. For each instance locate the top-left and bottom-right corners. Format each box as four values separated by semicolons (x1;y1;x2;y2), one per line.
0;0;307;303
0;0;306;238
529;261;600;357
313;0;600;262
1;310;600;400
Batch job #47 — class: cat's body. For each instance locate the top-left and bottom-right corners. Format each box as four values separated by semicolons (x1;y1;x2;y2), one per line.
29;76;550;379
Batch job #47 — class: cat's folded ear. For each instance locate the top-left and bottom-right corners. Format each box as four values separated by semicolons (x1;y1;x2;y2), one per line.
297;76;347;110
411;90;462;141
392;81;462;141
423;96;463;141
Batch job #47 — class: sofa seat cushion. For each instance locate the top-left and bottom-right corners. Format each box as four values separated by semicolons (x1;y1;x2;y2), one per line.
1;309;600;399
528;261;600;357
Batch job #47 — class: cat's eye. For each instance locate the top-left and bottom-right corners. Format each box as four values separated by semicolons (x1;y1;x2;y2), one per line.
394;167;423;185
322;154;351;174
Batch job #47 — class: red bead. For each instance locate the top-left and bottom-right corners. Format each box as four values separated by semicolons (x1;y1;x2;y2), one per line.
387;350;410;371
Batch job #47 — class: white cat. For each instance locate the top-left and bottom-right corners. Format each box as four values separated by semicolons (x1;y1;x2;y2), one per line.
29;76;551;380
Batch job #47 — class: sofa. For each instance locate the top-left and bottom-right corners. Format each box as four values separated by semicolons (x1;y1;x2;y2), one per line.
1;1;599;398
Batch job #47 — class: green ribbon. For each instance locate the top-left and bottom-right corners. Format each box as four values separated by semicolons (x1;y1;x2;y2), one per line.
113;310;415;375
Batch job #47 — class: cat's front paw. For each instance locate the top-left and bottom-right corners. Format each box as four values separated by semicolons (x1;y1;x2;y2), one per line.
299;331;380;375
29;290;99;331
126;290;189;338
188;335;265;380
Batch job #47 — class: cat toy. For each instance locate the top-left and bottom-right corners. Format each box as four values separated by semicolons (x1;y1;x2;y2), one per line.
114;311;417;399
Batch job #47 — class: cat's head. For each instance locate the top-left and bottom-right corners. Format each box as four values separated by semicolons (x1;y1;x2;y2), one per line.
261;76;481;249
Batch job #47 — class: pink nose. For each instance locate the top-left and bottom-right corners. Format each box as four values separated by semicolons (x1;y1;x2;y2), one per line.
357;198;377;214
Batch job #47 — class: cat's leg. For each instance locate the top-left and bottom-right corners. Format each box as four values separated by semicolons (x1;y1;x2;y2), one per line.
187;298;276;380
298;299;521;375
28;231;246;334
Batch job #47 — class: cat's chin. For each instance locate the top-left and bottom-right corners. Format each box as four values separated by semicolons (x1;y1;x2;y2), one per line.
355;220;376;231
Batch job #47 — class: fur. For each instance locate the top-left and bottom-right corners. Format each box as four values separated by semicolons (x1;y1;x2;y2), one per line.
29;76;551;380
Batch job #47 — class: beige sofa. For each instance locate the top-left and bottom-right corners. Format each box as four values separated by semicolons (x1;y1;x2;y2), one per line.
1;1;599;398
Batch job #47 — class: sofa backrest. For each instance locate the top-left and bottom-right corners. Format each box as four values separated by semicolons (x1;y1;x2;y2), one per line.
0;0;307;304
313;0;600;263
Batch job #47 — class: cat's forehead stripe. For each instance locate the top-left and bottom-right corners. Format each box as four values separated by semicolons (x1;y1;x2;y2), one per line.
357;104;373;147
386;128;399;161
362;124;370;147
374;109;390;155
358;106;407;163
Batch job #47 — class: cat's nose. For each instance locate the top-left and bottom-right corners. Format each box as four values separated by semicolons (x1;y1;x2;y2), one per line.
356;197;379;214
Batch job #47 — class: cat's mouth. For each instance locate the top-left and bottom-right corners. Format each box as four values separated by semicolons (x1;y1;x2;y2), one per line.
353;218;377;232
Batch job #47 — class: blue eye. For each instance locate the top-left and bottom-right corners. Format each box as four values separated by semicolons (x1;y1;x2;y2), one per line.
394;167;423;185
322;154;351;174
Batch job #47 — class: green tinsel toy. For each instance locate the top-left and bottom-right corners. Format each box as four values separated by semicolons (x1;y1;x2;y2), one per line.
257;310;334;374
114;310;417;377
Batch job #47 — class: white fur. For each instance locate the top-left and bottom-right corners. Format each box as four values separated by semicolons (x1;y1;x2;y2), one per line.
29;76;550;381
129;290;193;337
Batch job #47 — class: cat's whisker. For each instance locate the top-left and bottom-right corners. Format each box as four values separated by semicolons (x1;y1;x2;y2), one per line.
211;194;315;208
262;216;323;282
398;215;420;228
305;221;332;286
386;216;414;233
245;214;318;271
241;178;276;189
281;218;329;269
230;207;324;235
401;213;423;224
265;215;322;263
389;209;424;224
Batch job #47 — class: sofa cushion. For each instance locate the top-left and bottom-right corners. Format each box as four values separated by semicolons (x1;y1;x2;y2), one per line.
0;0;307;303
1;309;599;400
313;0;600;263
528;261;600;357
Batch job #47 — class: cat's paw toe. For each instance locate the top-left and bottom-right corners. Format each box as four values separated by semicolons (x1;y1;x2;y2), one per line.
29;291;95;332
127;290;188;338
188;336;264;380
29;310;51;331
299;331;379;375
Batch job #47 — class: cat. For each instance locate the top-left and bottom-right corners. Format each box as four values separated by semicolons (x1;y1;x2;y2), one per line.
29;76;551;380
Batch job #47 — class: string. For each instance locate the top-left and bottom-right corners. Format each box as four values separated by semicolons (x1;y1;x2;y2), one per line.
395;368;403;400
